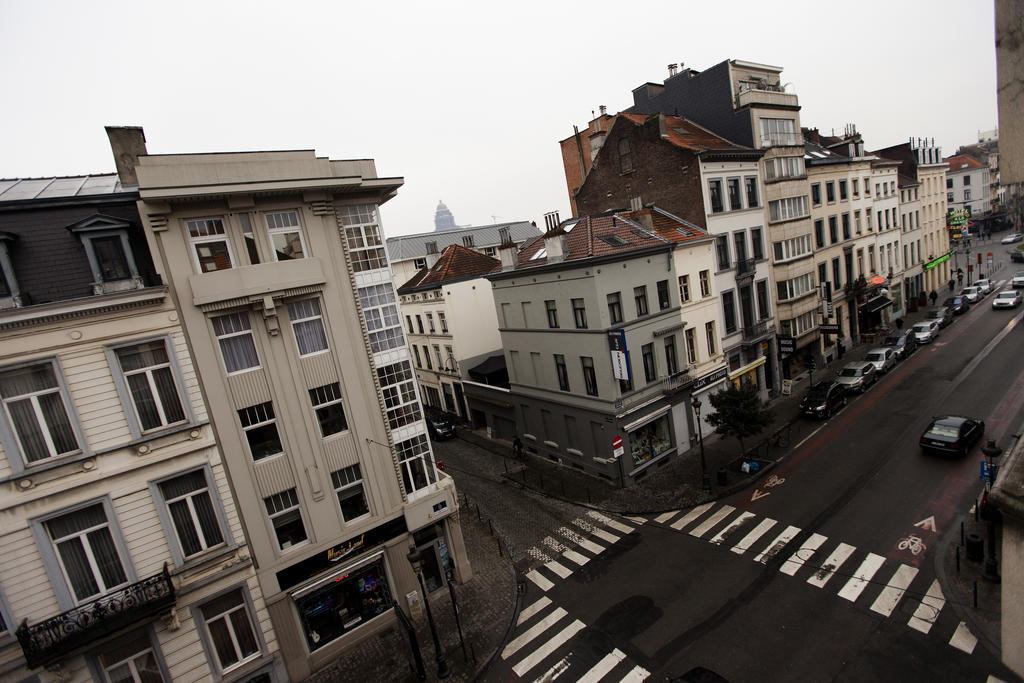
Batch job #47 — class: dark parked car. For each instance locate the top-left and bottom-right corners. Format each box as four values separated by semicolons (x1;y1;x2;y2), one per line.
919;415;985;457
924;307;953;328
882;331;917;360
800;381;847;419
1011;250;1024;263
425;412;455;440
943;296;969;315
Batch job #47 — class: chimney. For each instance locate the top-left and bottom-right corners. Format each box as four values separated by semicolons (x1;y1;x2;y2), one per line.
425;240;440;268
599;105;607;116
543;211;561;231
543;218;569;264
667;63;678;77
497;227;517;271
105;126;147;186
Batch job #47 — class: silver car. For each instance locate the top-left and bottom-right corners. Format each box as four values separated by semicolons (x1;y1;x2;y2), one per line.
992;290;1022;309
912;320;940;343
974;278;992;295
836;361;877;393
864;347;897;375
960;286;981;303
1014;271;1024;288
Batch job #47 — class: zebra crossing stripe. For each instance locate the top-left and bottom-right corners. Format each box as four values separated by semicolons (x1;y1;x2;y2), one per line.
559;528;605;555
754;524;801;564
526;569;554;592
576;648;627;683
654;510;680;524
949;621;978;654
545;559;573;579
620;664;651;681
625;516;647;525
709;511;756;546
588;511;635;534
806;542;855;588
512;619;586;676
731;518;777;555
671;502;715;530
780;533;827;575
502;606;567;659
517;597;552;625
907;579;946;634
870;564;918;617
837;553;885;602
591;527;621;544
562;549;590;566
689;505;736;538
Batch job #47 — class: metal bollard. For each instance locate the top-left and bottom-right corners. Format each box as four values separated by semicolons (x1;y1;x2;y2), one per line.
961;521;964;546
956;546;960;574
973;581;978;608
488;520;494;536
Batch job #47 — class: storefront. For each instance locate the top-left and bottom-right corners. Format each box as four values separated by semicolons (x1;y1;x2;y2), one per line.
626;410;673;469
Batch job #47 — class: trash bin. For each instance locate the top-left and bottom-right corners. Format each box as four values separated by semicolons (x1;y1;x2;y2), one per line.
965;532;984;562
717;467;728;486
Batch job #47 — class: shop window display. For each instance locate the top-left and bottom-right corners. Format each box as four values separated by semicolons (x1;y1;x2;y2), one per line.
295;557;392;651
629;414;672;467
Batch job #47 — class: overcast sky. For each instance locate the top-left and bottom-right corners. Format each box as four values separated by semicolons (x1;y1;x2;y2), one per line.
1;1;997;238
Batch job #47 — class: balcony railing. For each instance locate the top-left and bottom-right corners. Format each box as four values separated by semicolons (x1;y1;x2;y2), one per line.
735;257;756;279
17;566;175;670
760;131;804;148
742;320;772;342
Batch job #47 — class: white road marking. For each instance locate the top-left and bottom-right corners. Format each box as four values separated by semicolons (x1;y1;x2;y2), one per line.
533;656;571;682
754;525;801;564
588;511;635;534
512;619;586;676
558;527;606;555
619;664;651;681
949;621;978;654
731;518;777;555
526;570;554;592
562;549;590;566
780;533;827;575
577;649;627;683
837;553;886;602
517;597;552;625
806;542;856;588
709;511;756;546
625;516;647;525
543;536;568;553
502;607;566;659
654;510;680;524
689;505;736;538
907;579;946;633
670;502;715;530
870;564;919;617
545;559;573;579
591;527;621;544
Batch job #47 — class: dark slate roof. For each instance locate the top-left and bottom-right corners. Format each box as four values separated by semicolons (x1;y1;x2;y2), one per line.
0;174;133;202
386;220;541;262
397;244;500;293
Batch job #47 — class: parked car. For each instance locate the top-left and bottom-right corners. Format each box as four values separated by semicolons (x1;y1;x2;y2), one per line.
974;278;992;295
836;361;877;393
960;286;981;303
1013;271;1024;288
1011;250;1024;263
911;319;940;344
924;307;953;328
992;290;1023;309
883;330;918;359
919;415;985;457
425;411;455;440
1001;233;1022;244
864;347;897;374
800;381;847;419
943;296;969;315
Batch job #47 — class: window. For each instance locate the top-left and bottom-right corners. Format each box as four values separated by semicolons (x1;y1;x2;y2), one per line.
715;235;730;270
416;315;424;334
947;177;954;189
607;292;623;324
555;355;570;391
964;189;972;201
212;312;259;373
97;631;167;683
839;180;848;200
405;315;414;334
199;589;260;672
0;361;80;465
768;196;808;222
751;228;764;260
157;469;225;560
811;183;821;206
814;219;824;248
377;362;421;429
264;211;306;261
722;291;737;333
828;216;838;244
826;181;835;203
756;280;770;320
727;178;742;210
546;299;560;328
572;298;587;328
462;235;475;248
359;284;403;354
264;488;308;551
423;345;432;370
852;178;859;196
438;311;448;333
238;402;283;461
238;213;260;265
310;383;348;437
339;204;387;272
963;175;971;186
413;257;426;269
947;192;954;203
413;346;422;368
634;286;648;316
678;275;691;303
776;273;816;301
864;178;871;195
395;433;436;494
426;313;435;333
433;344;443;369
187;218;234;273
45;503;128;603
288;299;329;356
332;464;369;522
759;118;798;146
657;280;671;309
642;343;656;382
581;357;598;396
709;179;724;213
842;213;851;240
832;257;842;289
745;176;759;207
89;235;134;282
684;328;697;364
618;138;633;173
773;235;812;263
113;340;186;433
705;321;716;356
855;211;862;234
664;336;679;374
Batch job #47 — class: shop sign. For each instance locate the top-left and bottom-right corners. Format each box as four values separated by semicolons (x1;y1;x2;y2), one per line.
691;365;728;391
778;336;795;354
819;324;839;334
612;435;624;458
328;534;366;563
608;329;630;381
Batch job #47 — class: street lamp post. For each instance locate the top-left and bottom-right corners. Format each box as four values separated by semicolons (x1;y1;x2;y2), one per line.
980;440;1002;583
692;397;711;493
407;546;451;679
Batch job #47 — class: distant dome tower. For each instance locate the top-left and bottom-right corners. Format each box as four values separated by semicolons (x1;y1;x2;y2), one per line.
434;200;457;231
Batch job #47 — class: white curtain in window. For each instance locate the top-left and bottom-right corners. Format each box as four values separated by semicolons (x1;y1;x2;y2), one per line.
1;364;78;462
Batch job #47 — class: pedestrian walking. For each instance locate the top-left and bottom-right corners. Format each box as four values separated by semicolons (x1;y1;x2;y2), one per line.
948;279;955;292
513;436;523;459
929;290;938;306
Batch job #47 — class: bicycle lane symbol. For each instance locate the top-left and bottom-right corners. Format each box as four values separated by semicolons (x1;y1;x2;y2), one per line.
895;516;938;562
750;473;786;502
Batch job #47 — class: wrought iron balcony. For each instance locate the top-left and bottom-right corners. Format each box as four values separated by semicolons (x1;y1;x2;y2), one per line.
742;320;772;342
17;565;175;670
734;257;756;280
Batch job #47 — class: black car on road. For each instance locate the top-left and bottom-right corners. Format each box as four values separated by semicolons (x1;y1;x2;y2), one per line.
882;331;917;360
942;296;969;315
919;415;985;457
800;381;847;419
425;411;456;440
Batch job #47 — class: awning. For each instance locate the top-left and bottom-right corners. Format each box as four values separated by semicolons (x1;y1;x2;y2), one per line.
622;405;672;432
728;356;767;381
861;296;894;314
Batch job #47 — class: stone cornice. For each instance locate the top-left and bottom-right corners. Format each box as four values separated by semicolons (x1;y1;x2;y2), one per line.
0;286;167;331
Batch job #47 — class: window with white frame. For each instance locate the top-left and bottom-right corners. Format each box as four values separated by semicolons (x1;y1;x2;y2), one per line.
745;176;760;207
331;464;369;522
309;383;348;437
438;311;448;333
358;284;404;354
45;503;128;603
198;589;260;672
764;156;805;181
338;204;387;272
113;340;186;433
768;196;809;223
789;311;816;336
287;299;329;356
212;312;260;373
264;210;306;261
238;402;283;461
684;328;697;364
157;469;225;560
678;275;691;302
377;361;421;429
264;488;308;551
699;270;711;297
705;321;716;356
0;361;80;466
776;273;816;302
395;433;436;494
426;313;435;333
96;630;167;683
759;118;799;146
187;218;234;273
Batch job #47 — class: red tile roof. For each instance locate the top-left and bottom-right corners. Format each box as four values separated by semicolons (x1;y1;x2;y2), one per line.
617;113;749;152
397;243;500;293
942;154;985;172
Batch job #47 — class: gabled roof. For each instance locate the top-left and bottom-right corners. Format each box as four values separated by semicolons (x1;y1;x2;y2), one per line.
616;113;751;153
397;243;500;293
942;154;985;173
0;174;133;202
386;220;541;261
